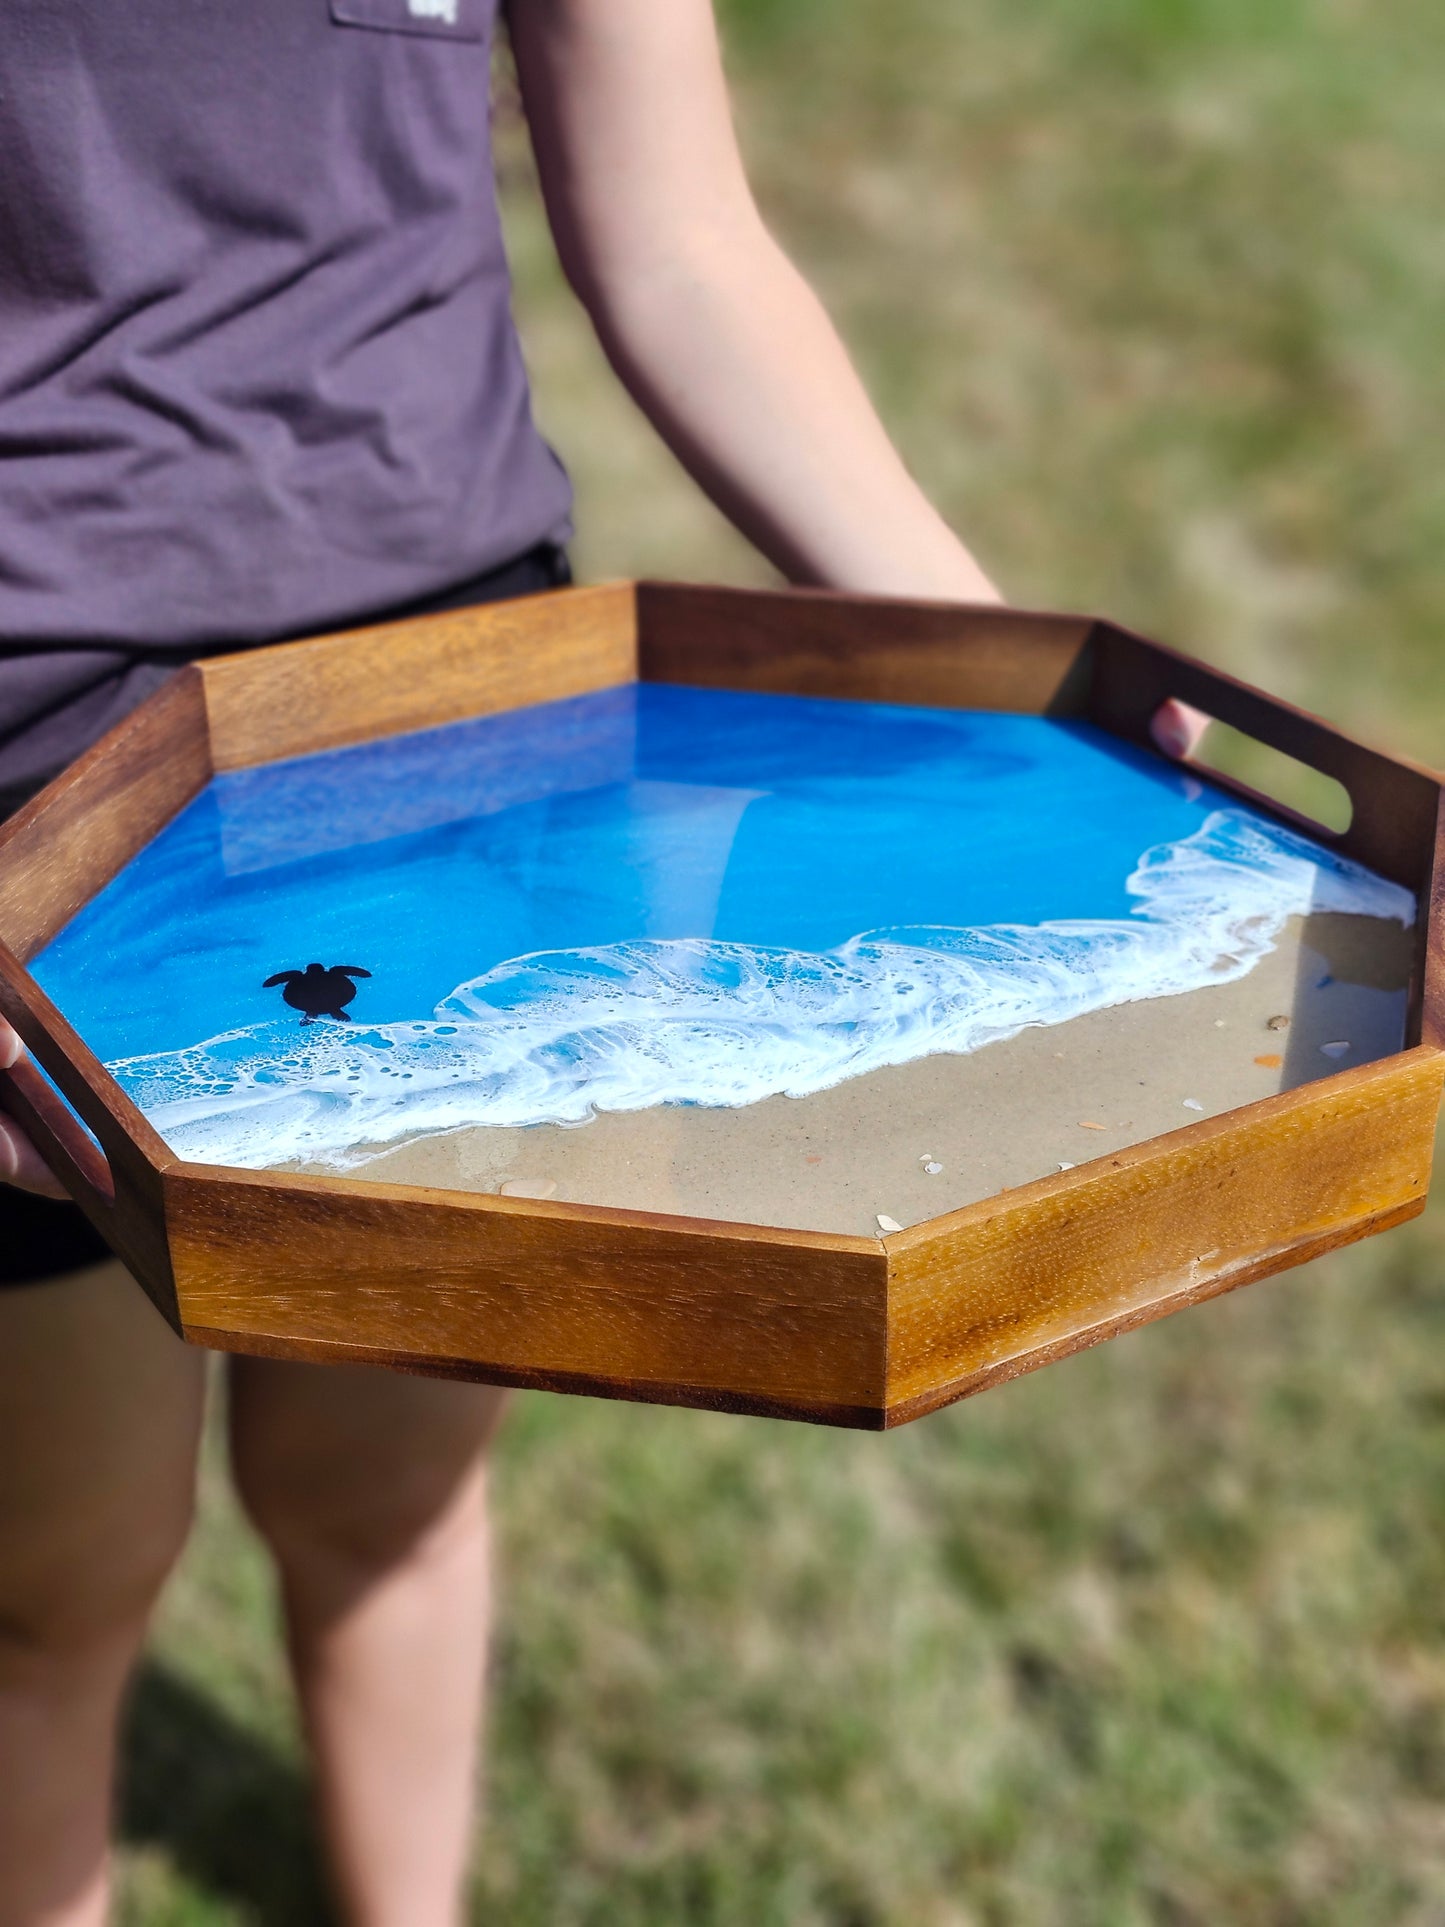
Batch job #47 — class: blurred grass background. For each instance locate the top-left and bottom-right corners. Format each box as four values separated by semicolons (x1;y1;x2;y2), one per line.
117;1;1445;1919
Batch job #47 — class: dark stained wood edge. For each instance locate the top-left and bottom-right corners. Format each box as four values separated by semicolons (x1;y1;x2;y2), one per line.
179;1325;890;1430
1086;620;1444;893
880;1044;1445;1256
1419;787;1445;1051
881;1195;1423;1428
199;581;639;771
0;666;212;960
636;580;1096;715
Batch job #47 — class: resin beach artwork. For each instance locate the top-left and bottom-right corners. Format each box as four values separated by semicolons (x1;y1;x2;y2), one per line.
32;684;1417;1234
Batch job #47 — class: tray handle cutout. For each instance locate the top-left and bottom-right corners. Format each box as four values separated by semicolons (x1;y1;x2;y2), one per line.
1;948;179;1317
0;945;160;1224
0;1051;116;1212
1086;625;1441;895
1178;713;1353;838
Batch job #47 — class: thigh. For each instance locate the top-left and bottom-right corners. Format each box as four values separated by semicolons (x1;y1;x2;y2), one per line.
0;1258;207;1635
228;1356;508;1561
0;1187;112;1284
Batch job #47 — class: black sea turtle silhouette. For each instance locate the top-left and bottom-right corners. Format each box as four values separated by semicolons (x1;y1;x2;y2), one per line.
263;963;372;1023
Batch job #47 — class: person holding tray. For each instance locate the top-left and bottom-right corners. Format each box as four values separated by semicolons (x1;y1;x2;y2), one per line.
0;3;1193;1921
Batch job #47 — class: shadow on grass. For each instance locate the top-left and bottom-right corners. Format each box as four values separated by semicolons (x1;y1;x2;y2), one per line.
119;1662;335;1924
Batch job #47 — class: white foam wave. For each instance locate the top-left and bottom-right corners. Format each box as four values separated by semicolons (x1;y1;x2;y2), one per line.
109;810;1414;1169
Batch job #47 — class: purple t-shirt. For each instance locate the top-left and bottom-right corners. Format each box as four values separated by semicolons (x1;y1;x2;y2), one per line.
0;0;572;791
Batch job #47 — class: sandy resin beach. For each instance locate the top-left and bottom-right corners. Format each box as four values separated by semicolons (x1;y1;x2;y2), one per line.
291;911;1413;1237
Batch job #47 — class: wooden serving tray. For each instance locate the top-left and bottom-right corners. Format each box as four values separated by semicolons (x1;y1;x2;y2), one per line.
1;582;1442;1428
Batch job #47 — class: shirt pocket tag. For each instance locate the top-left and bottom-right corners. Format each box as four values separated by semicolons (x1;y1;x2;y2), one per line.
330;0;485;42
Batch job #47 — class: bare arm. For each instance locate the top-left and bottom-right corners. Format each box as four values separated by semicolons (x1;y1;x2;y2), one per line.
507;0;1000;603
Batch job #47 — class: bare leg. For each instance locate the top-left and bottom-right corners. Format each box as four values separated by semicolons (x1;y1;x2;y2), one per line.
0;1261;206;1927
228;1359;507;1927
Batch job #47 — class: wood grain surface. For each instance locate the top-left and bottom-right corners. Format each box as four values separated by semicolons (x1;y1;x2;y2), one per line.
881;1199;1424;1429
882;1044;1445;1423
637;581;1096;715
163;1166;890;1424
0;666;211;961
200;582;638;770
1419;788;1445;1051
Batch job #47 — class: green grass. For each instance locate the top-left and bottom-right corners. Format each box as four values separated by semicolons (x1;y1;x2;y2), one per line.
118;2;1445;1918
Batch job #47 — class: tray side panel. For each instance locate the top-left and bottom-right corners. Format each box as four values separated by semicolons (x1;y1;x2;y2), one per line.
199;582;639;771
0;666;212;960
636;582;1095;716
163;1173;891;1426
1421;788;1445;1051
883;1048;1445;1423
883;1200;1422;1430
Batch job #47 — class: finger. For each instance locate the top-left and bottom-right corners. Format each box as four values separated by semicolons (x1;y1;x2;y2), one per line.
0;1022;68;1194
1150;698;1211;761
0;1111;69;1199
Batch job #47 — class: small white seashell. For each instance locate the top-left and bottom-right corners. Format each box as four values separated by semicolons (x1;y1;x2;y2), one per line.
1320;1040;1351;1059
876;1214;903;1234
1182;1098;1204;1112
924;1161;943;1176
1057;1161;1076;1171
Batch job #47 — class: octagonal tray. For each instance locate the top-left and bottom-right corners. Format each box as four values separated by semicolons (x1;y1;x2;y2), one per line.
2;582;1442;1427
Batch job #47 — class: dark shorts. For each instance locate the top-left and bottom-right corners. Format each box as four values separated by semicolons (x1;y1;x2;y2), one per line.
0;541;570;1287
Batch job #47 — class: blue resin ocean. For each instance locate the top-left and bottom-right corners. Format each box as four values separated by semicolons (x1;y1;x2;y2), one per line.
32;683;1414;1170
